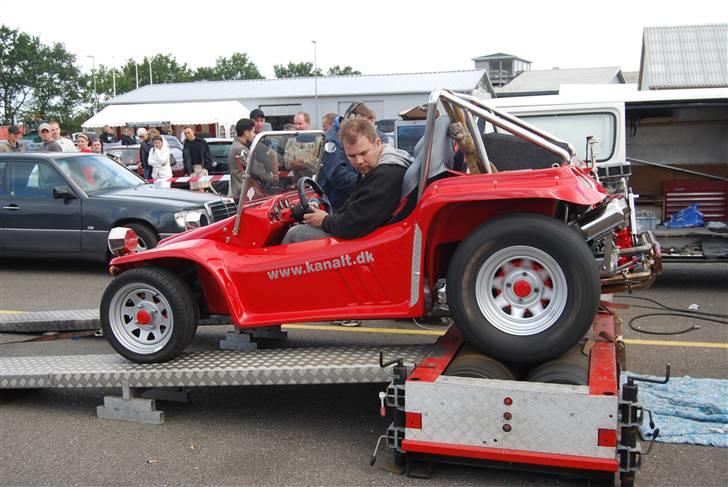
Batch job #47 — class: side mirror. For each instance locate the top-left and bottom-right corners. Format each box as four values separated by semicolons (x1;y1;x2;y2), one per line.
53;185;77;200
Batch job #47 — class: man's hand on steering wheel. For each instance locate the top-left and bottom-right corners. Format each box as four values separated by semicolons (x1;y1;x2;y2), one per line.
303;207;327;228
293;176;331;222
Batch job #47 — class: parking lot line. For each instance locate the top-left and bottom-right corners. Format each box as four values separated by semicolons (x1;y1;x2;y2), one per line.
282;324;728;348
0;310;22;314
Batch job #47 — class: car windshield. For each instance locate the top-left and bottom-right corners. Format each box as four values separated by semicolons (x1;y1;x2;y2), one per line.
240;132;323;203
105;148;138;164
55;154;145;194
208;142;232;158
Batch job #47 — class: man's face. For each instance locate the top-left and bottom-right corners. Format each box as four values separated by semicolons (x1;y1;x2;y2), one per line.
184;128;195;141
40;128;52;142
50;124;61;140
8;131;19;143
254;116;265;134
343;135;382;176
293;114;310;131
242;129;255;146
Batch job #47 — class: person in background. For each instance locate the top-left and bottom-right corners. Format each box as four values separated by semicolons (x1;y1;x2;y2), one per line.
49;121;75;152
76;133;92;152
0;125;25;152
227;118;255;202
148;135;173;186
100;125;116;144
182;126;212;191
284;111;318;180
91;139;103;153
137;128;152;180
321;112;337;132
120;127;136;145
250;108;267;136
38;123;62;152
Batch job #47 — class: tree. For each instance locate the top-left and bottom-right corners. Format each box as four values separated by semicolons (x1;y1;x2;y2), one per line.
327;65;361;76
194;53;263;81
0;25;84;126
273;62;323;78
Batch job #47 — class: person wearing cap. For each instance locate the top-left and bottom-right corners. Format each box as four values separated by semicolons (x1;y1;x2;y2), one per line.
137;128;153;179
38;123;62;152
49;121;75;152
0;125;25;153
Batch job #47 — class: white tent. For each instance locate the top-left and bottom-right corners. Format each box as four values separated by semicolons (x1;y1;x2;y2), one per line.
82;100;249;135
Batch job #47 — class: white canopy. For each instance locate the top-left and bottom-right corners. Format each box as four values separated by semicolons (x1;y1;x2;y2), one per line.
82;100;249;130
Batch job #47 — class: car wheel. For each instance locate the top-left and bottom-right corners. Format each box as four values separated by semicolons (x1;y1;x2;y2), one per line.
124;222;159;251
444;345;515;380
101;267;198;363
447;214;600;364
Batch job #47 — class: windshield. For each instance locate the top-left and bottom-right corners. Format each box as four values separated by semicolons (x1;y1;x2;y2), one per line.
105;148;138;164
208;142;232;158
240;131;324;203
55;154;145;194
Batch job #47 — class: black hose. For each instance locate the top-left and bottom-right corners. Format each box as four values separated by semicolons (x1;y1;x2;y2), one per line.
615;295;728;336
615;295;728;319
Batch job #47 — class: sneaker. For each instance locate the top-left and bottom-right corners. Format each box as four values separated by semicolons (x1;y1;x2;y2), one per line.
334;320;361;327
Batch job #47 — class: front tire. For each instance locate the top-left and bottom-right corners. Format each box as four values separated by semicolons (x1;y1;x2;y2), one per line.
124;222;159;251
447;214;600;364
101;267;198;363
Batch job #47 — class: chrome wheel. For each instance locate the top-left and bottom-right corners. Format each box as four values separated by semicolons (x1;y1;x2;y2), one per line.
475;245;568;336
108;282;174;355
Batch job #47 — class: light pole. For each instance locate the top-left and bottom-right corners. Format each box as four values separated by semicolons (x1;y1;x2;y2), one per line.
111;56;116;97
149;58;153;85
135;62;139;89
312;40;318;128
87;55;98;113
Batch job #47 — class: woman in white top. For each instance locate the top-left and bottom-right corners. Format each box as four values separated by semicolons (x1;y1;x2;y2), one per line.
148;135;173;185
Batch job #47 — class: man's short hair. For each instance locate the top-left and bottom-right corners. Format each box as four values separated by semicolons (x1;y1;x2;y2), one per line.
235;118;255;137
183;126;194;132
321;112;337;126
339;118;377;147
49;120;60;128
136;127;148;137
295;111;311;124
8;125;20;135
344;102;376;122
250;108;265;120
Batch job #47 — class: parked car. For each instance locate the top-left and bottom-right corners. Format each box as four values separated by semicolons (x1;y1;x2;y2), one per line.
163;135;184;166
0;152;236;262
105;144;185;179
205;137;233;174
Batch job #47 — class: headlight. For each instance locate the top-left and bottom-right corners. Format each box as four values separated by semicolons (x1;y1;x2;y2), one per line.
174;209;207;229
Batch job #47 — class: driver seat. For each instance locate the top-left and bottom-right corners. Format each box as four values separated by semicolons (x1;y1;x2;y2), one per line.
391;115;457;223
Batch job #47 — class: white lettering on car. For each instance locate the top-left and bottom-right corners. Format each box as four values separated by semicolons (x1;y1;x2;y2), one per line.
267;251;375;280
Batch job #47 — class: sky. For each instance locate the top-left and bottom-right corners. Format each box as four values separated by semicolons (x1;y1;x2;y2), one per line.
4;0;726;79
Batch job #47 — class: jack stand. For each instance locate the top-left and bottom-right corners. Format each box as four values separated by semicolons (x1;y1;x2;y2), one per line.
140;387;190;403
219;328;258;351
219;326;288;351
97;384;164;424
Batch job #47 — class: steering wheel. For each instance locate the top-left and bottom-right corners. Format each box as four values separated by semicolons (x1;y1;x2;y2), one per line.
292;177;331;222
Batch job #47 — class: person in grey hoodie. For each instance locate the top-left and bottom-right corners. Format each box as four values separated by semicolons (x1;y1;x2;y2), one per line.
38;123;62;152
283;118;412;243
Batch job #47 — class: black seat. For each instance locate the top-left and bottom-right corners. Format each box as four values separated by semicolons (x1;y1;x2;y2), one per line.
481;132;570;171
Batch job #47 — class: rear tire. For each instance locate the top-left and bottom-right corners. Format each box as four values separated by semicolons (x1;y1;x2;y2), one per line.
527;344;589;385
445;345;515;380
101;266;198;363
447;214;600;364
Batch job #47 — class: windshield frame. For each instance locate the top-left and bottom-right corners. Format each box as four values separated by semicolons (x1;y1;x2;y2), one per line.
232;130;325;236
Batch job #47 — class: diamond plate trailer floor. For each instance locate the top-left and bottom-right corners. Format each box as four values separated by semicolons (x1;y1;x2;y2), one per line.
0;344;431;423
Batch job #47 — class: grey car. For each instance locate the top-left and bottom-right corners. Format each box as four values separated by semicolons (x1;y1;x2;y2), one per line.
0;152;236;262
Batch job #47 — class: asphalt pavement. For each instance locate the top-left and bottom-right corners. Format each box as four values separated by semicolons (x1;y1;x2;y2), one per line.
0;258;726;486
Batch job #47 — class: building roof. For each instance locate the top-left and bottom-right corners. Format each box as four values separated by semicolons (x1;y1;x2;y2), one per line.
472;52;532;63
639;24;728;89
495;67;625;97
106;70;492;105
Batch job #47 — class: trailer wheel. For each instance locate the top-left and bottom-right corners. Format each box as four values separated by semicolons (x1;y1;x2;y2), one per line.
447;214;599;364
101;266;198;363
445;345;515;380
527;345;589;385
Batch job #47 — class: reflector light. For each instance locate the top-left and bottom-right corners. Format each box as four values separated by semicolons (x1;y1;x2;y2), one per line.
597;429;617;447
406;412;422;429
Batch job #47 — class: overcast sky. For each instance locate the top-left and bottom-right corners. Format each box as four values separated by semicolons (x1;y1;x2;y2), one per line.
5;0;725;79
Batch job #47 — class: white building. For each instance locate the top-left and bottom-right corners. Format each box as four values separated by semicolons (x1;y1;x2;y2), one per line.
83;70;494;136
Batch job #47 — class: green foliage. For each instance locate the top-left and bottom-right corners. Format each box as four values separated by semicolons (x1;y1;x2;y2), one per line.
273;62;323;78
194;53;263;81
327;65;361;76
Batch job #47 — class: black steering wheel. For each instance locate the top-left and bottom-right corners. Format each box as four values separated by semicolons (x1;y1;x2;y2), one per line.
292;177;331;222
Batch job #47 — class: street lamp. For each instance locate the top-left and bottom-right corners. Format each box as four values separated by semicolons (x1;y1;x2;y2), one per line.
312;40;318;128
87;55;98;113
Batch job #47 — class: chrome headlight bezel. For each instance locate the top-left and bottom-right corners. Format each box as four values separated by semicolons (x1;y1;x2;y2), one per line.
174;209;207;229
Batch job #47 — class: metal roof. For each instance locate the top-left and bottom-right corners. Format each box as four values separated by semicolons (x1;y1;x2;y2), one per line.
495;67;625;96
106;70;491;105
472;52;532;63
640;24;728;89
